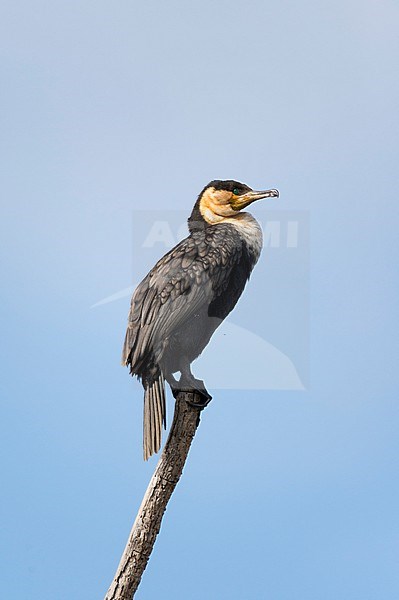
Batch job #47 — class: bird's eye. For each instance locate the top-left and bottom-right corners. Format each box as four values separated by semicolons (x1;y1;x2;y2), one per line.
233;188;240;195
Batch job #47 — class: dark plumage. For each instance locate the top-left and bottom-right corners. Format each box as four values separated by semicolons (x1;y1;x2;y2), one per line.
122;179;279;459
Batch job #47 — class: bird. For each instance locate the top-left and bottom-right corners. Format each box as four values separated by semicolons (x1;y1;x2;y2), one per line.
122;179;279;460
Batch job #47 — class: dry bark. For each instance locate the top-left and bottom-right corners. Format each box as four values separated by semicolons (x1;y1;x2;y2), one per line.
104;391;208;600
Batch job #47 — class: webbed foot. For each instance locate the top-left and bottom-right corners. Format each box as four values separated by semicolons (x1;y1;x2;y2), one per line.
169;374;212;408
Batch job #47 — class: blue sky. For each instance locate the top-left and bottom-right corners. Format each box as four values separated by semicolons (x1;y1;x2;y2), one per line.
1;1;398;598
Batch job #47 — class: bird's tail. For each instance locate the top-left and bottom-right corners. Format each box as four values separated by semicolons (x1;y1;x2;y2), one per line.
143;373;166;461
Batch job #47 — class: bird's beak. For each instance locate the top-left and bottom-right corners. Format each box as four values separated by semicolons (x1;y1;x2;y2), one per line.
231;188;279;211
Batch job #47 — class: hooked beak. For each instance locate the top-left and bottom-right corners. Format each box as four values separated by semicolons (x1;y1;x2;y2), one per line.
231;188;279;211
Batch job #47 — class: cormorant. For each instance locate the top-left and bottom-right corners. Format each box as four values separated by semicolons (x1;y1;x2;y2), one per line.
122;180;279;460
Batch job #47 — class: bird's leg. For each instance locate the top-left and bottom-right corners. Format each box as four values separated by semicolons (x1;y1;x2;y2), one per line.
164;372;181;399
178;362;212;407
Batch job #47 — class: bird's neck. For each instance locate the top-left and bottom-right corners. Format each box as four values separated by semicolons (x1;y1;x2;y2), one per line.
188;205;263;260
187;198;207;232
223;213;263;261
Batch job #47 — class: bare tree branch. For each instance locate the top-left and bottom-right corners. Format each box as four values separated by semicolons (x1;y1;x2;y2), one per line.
104;391;209;600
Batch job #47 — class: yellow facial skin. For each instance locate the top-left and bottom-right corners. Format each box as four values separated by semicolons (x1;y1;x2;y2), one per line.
199;188;237;223
199;187;279;224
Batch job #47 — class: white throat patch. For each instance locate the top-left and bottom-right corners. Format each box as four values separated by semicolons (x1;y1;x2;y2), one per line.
224;213;263;261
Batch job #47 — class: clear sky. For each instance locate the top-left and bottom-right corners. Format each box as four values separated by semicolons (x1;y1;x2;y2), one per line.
1;1;398;598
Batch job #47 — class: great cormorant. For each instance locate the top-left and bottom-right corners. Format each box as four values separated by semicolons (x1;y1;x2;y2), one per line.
122;180;279;459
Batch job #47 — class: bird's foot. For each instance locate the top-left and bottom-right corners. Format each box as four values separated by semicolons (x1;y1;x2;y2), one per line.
186;386;212;409
170;375;212;408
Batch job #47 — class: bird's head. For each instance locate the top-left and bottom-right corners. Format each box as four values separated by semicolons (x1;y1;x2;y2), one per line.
189;180;279;229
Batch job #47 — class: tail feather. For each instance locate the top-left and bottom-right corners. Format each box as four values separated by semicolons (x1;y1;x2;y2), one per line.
143;373;166;461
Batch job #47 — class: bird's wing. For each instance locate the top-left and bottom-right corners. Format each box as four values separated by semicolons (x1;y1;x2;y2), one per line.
122;227;243;373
